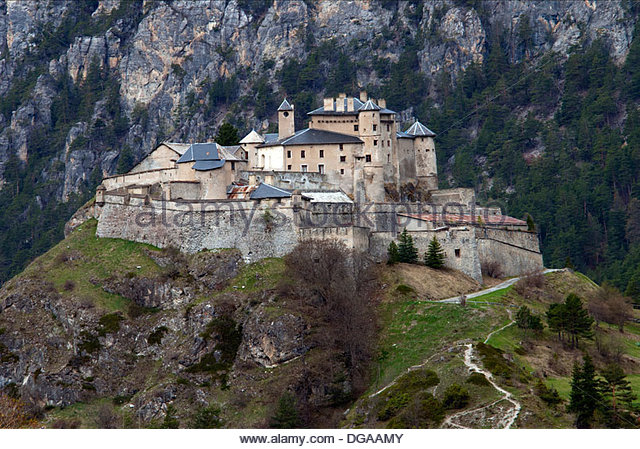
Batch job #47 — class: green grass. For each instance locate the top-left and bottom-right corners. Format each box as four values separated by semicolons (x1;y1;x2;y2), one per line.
469;285;515;303
373;299;509;391
221;257;285;293
19;219;162;312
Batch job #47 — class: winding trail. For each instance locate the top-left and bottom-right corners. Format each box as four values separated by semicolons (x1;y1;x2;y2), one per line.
442;309;520;429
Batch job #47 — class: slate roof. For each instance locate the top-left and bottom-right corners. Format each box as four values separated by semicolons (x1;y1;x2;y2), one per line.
405;121;436;137
249;183;292;200
396;131;414;139
239;129;265;144
359;99;381;111
277;98;294;111
218;145;247;162
301;191;353;204
193;160;226;171
257;128;363;148
307;97;396;116
163;142;190;155
264;133;279;143
177;143;220;163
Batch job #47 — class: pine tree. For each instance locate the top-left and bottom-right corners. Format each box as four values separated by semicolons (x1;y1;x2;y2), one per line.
424;236;445;269
516;306;544;338
526;214;535;232
600;363;637;426
215;122;240;146
397;229;418;264
546;294;593;348
387;241;399;265
568;355;603;428
270;392;301;429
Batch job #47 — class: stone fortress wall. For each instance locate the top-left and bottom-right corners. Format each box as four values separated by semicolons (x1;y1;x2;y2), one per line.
95;189;544;282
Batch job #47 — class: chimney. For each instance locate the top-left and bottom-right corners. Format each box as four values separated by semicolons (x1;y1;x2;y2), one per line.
359;90;368;102
347;97;354;112
323;97;334;111
378;98;386;109
336;97;345;112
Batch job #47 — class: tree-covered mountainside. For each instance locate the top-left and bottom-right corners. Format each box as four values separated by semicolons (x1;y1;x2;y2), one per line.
1;0;640;294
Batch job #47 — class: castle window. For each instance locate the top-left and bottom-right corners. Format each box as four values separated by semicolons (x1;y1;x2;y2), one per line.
301;164;308;172
231;162;235;170
319;149;324;158
387;124;390;132
374;140;378;146
365;154;372;163
339;144;343;150
340;155;346;162
455;249;461;258
340;168;345;175
287;165;292;170
354;125;359;131
387;154;390;163
388;140;390;147
287;150;291;158
301;150;306;158
318;164;325;174
373;124;377;132
381;140;384;147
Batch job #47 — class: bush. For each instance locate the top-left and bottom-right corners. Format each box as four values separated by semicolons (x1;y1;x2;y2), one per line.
161;405;180;429
62;280;76;292
481;261;502;278
147;326;168;346
97;313;123;336
395;284;415;295
270;392;302;428
442;384;470;409
377;392;411;421
475;342;514;378
466;372;491;387
514;271;545;298
51;418;81;429
534;379;562;406
191;405;223;429
386;393;444;428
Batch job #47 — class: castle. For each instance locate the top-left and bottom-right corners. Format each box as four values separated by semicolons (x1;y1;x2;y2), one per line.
92;93;543;282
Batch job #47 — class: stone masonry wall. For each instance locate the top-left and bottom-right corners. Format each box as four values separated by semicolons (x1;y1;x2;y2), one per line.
476;228;543;277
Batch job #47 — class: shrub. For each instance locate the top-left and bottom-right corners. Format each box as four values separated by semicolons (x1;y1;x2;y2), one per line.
147;326;169;346
161;405;180;429
386;393;444;428
387;241;399;265
191;405;223;429
481;260;502;278
466;372;491;387
534;379;562;406
112;394;133;406
78;331;101;354
270;392;302;428
98;313;124;336
51;418;81;429
377;392;411;421
97;404;118;429
475;342;514;378
62;280;76;292
395;284;415;295
442;384;470;409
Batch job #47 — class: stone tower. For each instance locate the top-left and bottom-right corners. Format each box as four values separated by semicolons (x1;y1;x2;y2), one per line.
406;121;438;191
239;129;265;169
277;99;295;140
357;99;385;202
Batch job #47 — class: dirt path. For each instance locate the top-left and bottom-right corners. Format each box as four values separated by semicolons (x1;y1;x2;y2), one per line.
442;309;521;429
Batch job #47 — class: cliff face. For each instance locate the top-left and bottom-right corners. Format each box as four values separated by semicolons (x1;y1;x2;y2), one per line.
0;0;635;198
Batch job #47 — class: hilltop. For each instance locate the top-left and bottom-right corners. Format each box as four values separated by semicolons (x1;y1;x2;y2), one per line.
1;221;638;428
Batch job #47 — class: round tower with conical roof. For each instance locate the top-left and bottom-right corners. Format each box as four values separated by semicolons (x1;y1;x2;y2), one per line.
406;121;438;190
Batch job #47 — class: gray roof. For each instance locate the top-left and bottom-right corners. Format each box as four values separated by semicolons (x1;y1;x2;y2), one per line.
405;121;436;137
277;98;293;111
307;97;364;116
177;143;220;163
193;160;226;171
250;183;292;200
396;131;414;139
257;128;363;148
359;99;381;111
264;133;279;143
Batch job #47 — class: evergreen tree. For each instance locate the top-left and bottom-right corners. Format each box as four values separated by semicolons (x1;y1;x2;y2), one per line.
387;241;399;265
526;214;535;232
600;363;637;426
397;229;418;264
424;236;446;269
568;355;603;428
270;392;301;429
546;294;593;348
161;405;180;429
215;122;240;146
116;145;134;174
515;306;543;338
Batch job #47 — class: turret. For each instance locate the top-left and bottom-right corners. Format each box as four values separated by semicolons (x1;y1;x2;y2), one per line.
405;121;437;190
277;99;295;140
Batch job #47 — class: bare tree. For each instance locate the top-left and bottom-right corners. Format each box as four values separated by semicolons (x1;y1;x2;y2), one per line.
284;240;379;393
588;285;633;332
0;393;37;429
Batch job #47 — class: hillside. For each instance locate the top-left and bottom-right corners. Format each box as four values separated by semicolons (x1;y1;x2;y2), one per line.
2;0;640;299
1;221;638;428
